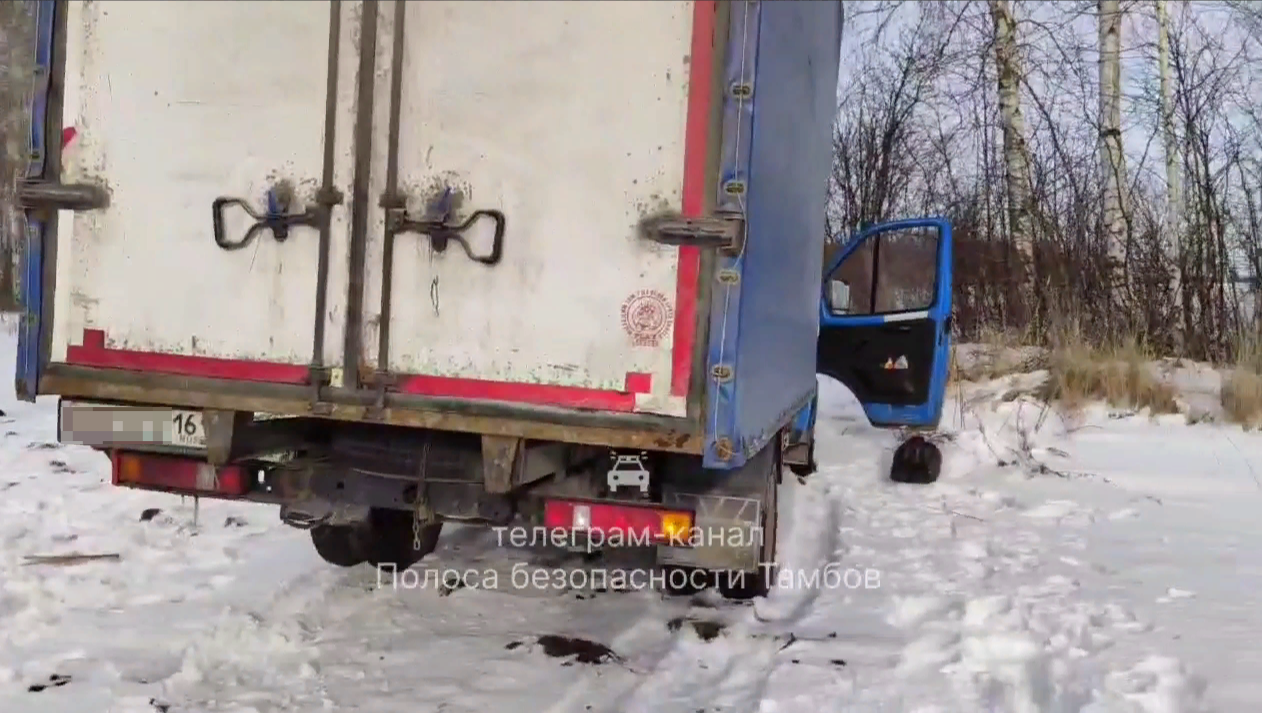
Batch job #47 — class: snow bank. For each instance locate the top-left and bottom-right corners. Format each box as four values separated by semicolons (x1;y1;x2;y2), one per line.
0;329;1249;712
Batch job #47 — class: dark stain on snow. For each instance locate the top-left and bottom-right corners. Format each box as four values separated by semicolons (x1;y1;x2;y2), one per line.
667;616;725;642
27;673;71;692
535;635;621;665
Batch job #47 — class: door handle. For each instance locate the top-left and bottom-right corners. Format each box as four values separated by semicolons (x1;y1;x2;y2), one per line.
386;207;506;266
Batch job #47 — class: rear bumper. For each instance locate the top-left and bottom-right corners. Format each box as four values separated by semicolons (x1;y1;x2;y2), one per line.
42;365;704;454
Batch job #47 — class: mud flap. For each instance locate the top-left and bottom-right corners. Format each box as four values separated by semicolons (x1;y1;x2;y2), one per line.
656;443;776;572
782;392;817;473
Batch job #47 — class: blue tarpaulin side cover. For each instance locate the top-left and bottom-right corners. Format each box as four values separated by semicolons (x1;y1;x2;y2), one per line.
702;0;843;469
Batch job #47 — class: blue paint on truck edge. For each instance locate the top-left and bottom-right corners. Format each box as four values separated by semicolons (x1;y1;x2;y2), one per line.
17;0;57;402
701;0;761;470
702;0;844;469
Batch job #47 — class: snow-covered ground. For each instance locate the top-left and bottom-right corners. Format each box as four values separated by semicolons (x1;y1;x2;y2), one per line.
1;327;1258;712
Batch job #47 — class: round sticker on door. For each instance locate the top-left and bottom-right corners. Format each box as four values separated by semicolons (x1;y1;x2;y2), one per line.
620;290;674;347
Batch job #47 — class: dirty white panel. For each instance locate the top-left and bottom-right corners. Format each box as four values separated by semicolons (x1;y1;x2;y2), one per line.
50;0;359;368
361;1;693;408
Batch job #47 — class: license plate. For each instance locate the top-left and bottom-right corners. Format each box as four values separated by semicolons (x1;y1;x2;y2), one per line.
167;410;206;448
60;401;207;450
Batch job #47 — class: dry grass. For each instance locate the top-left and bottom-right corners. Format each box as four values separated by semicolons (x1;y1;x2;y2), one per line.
1219;333;1262;429
953;322;1262;427
1221;369;1262;428
1034;337;1179;415
950;324;1179;421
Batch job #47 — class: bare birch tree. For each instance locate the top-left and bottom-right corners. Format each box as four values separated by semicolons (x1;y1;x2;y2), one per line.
1098;0;1130;300
988;0;1035;326
1155;0;1183;344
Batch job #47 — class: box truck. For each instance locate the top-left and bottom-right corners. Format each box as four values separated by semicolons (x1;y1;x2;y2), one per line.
18;0;953;599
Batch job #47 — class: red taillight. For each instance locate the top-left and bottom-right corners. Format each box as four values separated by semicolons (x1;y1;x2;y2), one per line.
110;451;249;497
543;499;694;546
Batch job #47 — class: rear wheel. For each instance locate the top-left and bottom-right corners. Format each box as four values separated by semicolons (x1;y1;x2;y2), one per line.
309;508;443;570
364;508;444;571
310;523;369;568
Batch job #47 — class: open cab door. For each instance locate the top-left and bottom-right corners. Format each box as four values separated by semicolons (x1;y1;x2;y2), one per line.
781;217;953;478
818;217;953;430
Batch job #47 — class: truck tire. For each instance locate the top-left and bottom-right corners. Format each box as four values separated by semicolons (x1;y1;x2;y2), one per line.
889;435;942;484
310;523;370;568
363;508;444;572
717;441;781;601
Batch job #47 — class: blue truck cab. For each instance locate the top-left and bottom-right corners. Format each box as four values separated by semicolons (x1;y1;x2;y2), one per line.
784;217;955;480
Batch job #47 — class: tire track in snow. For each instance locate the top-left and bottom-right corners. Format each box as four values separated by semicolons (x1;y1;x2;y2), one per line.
309;576;693;713
599;431;871;713
158;555;352;709
169;526;703;712
756;402;1209;712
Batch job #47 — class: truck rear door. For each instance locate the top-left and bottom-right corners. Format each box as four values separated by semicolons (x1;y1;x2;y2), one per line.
27;1;708;423
28;0;355;393
352;1;703;418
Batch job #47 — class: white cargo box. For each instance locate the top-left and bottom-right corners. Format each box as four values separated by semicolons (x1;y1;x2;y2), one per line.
48;0;700;418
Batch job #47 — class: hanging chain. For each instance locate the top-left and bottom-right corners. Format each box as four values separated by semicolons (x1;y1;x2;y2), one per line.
412;437;432;551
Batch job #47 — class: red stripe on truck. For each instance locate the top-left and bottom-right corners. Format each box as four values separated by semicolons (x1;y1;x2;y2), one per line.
394;371;652;412
67;328;653;411
671;0;717;398
67;329;310;384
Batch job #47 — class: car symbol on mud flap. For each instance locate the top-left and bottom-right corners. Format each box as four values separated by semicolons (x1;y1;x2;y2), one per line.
606;454;650;493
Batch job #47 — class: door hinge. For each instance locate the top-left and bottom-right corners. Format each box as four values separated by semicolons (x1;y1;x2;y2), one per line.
306;366;333;416
364;371;397;421
638;212;745;256
18;181;109;213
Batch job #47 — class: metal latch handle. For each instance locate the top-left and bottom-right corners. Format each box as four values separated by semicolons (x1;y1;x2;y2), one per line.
18;181;109;213
388;208;506;266
212;184;340;252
